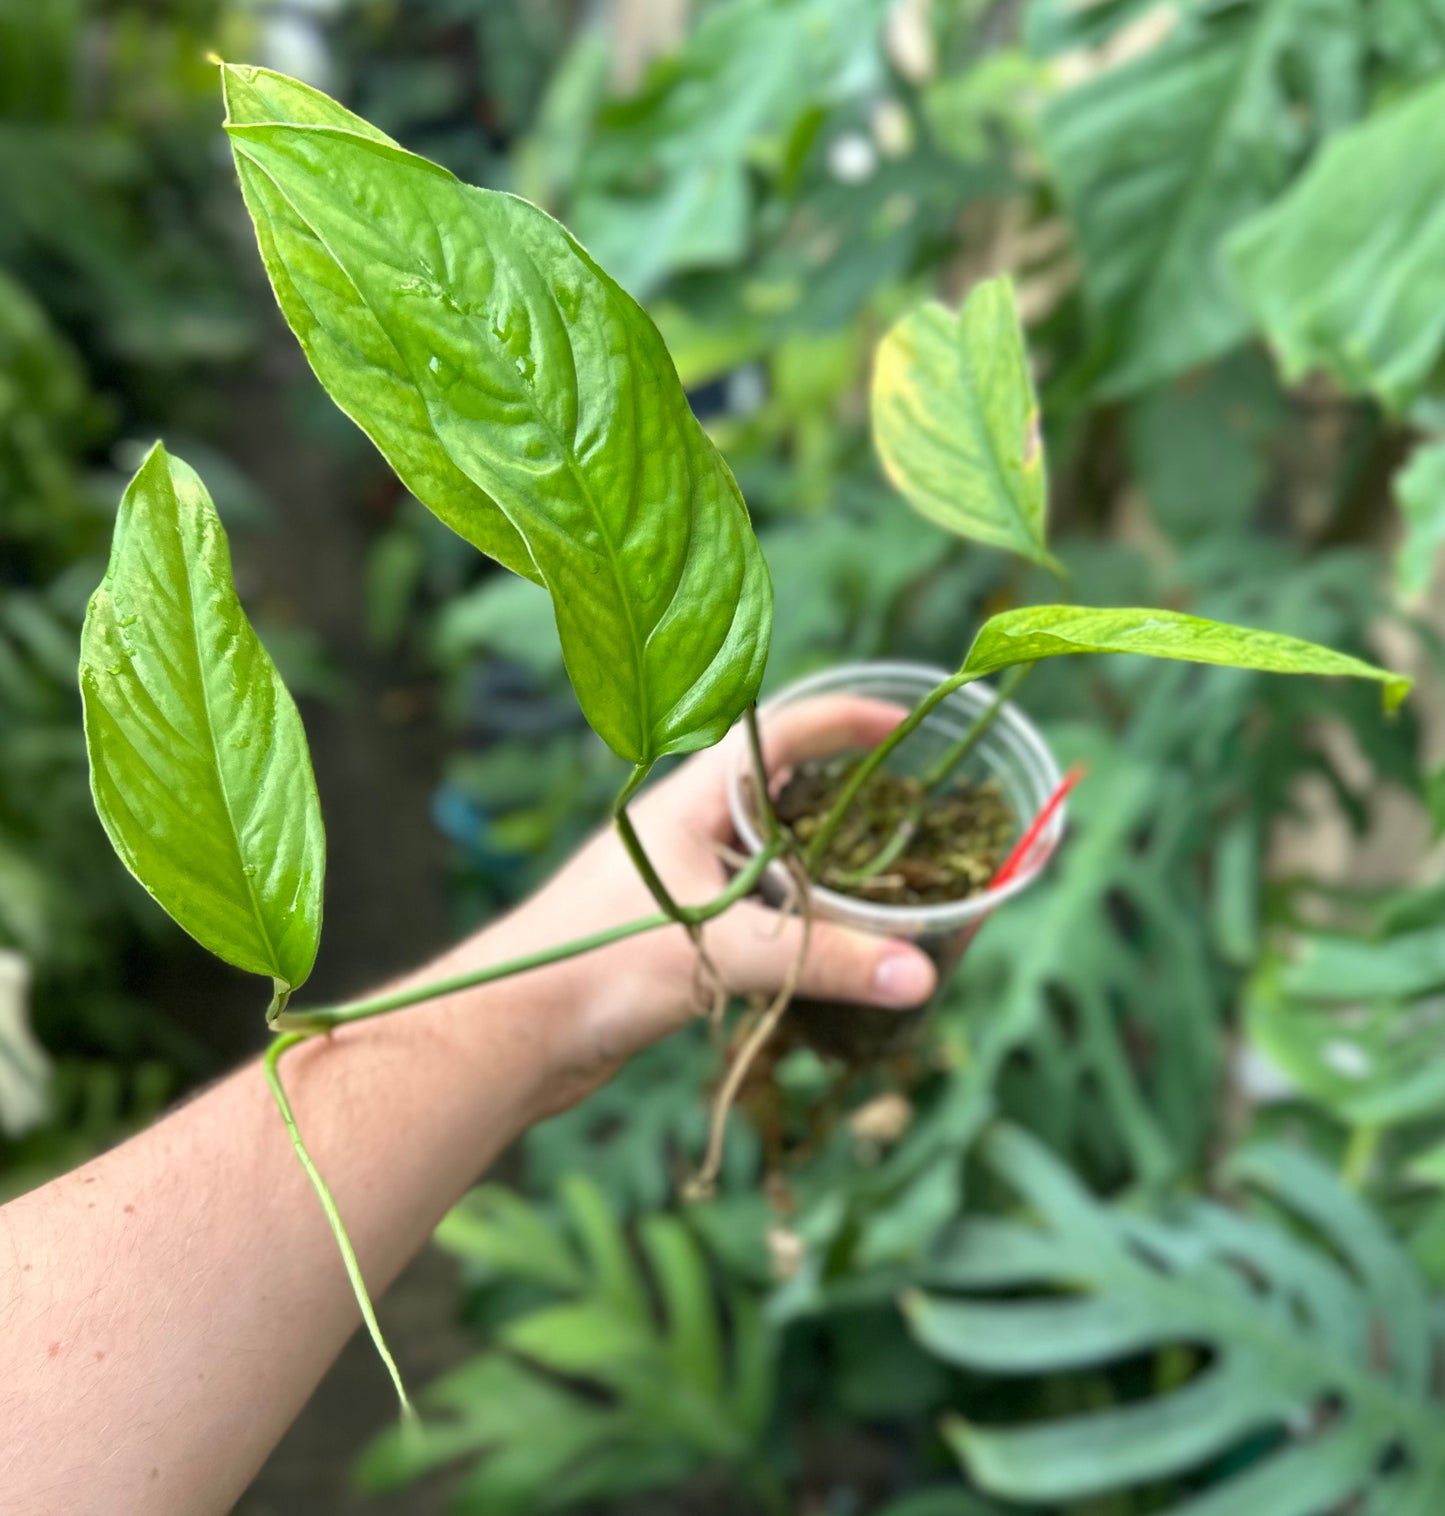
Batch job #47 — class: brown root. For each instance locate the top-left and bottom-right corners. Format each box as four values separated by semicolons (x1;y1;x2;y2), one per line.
685;857;812;1201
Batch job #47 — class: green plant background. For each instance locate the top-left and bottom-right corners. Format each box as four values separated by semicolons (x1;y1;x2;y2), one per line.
5;0;1445;1512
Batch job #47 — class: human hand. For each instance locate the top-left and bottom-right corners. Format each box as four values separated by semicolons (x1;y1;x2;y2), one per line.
486;695;939;1116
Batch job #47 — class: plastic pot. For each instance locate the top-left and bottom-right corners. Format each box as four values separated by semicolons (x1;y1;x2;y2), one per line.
728;660;1066;1062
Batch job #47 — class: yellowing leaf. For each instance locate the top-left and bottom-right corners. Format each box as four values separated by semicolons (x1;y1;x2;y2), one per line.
873;279;1058;572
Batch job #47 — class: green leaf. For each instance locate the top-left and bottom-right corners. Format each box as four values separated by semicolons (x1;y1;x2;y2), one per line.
1041;0;1351;397
910;1125;1445;1511
223;67;772;766
1396;440;1445;601
959;605;1411;712
79;443;324;992
219;67;540;585
872;279;1059;572
1230;74;1445;414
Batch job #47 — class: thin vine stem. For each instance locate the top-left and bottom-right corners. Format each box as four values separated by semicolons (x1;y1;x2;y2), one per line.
744;703;780;842
831;664;1034;887
271;837;786;1034
263;1032;416;1424
803;667;992;875
613;762;692;925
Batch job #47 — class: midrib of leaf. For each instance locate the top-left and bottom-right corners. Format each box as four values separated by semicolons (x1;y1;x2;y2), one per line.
235;138;658;757
172;507;285;983
1102;0;1292;360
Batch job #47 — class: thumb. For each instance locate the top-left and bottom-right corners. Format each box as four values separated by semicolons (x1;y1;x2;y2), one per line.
708;901;937;1009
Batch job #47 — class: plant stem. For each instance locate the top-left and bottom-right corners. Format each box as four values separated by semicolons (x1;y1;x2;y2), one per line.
803;667;988;875
272;838;785;1034
919;662;1030;790
745;702;780;842
263;1032;416;1425
1342;1123;1380;1189
614;763;692;925
832;665;1033;887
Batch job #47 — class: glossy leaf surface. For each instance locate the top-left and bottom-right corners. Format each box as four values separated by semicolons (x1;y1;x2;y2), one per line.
221;67;540;584
80;443;324;990
224;68;772;765
960;605;1411;712
872;279;1058;572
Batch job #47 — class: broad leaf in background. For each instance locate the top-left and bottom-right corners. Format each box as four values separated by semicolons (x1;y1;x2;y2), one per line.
1231;74;1445;414
79;444;324;993
221;67;540;585
360;1176;774;1513
872;279;1060;573
960;605;1411;711
1396;440;1445;601
225;68;772;765
1041;0;1348;397
566;0;889;299
907;1126;1445;1510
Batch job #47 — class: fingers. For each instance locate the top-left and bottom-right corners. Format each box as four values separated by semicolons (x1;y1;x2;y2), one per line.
707;900;937;1009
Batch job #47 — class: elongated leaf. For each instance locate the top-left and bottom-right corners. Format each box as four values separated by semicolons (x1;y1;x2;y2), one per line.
79;444;324;991
1041;0;1348;397
959;605;1411;711
872;279;1058;572
220;67;539;584
223;67;772;765
1230;74;1445;414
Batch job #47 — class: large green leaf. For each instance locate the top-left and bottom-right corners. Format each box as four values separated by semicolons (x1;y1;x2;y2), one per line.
907;1125;1445;1511
872;279;1059;572
361;1176;773;1513
79;443;324;992
1230;73;1445;414
1040;0;1351;398
224;67;772;766
221;68;539;584
959;605;1411;711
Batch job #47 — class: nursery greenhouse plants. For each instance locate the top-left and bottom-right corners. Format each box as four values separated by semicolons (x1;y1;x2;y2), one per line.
5;2;1445;1514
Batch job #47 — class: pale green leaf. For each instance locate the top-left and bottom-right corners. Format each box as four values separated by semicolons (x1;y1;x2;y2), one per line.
872;279;1058;572
220;67;540;584
1230;74;1445;414
1041;0;1348;397
224;71;772;765
960;605;1411;712
1396;440;1445;600
80;443;324;991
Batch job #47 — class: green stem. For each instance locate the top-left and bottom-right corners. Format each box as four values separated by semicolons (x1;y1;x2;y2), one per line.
272;838;785;1034
745;703;780;842
803;668;987;875
263;1032;416;1425
1342;1123;1380;1189
919;662;1030;791
833;665;1034;887
614;763;691;925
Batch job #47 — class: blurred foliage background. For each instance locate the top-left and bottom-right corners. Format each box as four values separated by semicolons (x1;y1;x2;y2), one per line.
5;0;1445;1511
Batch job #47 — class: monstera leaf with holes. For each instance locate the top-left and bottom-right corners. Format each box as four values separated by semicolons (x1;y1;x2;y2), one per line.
358;1175;775;1514
907;1125;1445;1512
221;64;771;768
1246;907;1445;1131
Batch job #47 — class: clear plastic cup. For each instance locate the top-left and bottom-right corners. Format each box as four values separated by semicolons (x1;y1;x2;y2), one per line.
727;660;1066;1059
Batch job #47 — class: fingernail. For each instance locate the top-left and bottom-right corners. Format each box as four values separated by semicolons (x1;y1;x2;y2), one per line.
872;952;934;1008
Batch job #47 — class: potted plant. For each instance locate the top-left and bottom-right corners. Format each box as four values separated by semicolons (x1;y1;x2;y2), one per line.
76;64;1411;1412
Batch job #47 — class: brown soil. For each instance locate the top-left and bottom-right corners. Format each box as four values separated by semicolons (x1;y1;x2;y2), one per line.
774;755;1016;906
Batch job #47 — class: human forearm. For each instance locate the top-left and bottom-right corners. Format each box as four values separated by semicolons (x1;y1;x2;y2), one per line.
0;928;572;1516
